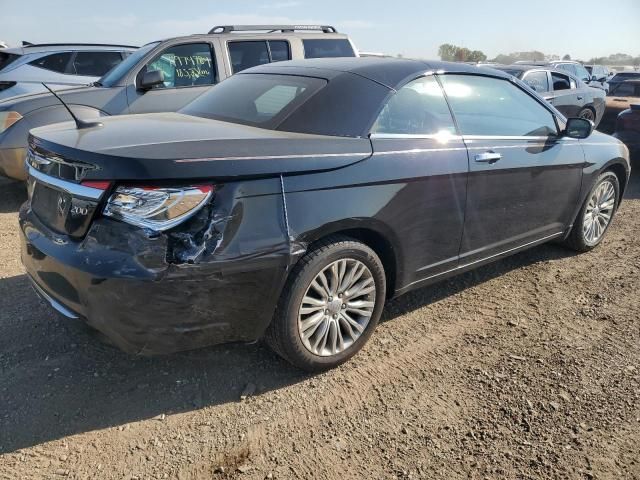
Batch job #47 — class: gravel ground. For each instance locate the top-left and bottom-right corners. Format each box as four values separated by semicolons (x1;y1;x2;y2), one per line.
0;171;639;480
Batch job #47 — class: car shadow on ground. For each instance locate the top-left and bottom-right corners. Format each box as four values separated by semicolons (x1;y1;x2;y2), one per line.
0;240;581;454
0;178;27;213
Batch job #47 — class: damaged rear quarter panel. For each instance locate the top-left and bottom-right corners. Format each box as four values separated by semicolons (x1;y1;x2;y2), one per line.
70;178;295;354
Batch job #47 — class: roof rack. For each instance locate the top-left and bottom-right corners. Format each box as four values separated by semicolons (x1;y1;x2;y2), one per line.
21;41;139;49
208;25;338;34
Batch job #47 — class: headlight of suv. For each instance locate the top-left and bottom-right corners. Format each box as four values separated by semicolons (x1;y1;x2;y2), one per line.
0;111;23;134
103;185;214;231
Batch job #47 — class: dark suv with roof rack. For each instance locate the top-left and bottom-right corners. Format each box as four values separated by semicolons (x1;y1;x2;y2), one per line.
0;25;358;180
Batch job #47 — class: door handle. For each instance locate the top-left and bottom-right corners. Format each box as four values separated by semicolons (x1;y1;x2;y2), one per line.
475;152;502;164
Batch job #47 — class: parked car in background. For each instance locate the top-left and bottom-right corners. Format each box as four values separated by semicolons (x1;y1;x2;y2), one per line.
0;25;358;180
609;71;640;89
0;43;137;100
20;58;629;371
599;80;640;134
490;64;606;125
516;60;608;92
585;64;612;92
614;105;640;159
0;41;8;49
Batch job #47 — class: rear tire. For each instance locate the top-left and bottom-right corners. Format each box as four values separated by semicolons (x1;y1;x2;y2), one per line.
562;171;620;252
265;236;386;372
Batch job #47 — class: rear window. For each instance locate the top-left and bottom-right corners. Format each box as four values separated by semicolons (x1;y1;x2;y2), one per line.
30;52;73;73
303;39;355;59
182;73;326;128
0;52;21;72
72;51;123;76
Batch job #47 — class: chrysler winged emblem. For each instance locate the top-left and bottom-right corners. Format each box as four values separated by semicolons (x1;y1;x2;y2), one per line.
57;194;68;215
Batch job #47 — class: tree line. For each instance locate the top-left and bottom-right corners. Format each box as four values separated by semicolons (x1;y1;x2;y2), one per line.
438;43;640;66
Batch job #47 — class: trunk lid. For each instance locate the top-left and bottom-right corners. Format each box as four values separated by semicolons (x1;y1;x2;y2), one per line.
27;113;372;237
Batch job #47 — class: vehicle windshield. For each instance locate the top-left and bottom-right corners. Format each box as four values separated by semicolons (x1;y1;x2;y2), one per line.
182;73;327;129
99;42;159;87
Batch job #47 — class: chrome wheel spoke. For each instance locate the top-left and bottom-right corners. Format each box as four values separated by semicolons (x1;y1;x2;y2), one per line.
298;258;376;357
582;179;616;245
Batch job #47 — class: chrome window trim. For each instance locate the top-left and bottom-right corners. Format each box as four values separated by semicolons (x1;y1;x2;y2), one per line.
369;133;463;140
463;135;573;141
27;165;105;200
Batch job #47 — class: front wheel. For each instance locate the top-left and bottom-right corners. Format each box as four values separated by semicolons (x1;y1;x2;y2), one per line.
578;107;596;123
266;236;386;372
563;171;620;252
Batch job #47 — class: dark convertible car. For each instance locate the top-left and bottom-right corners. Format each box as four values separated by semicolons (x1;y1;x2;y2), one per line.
20;58;630;371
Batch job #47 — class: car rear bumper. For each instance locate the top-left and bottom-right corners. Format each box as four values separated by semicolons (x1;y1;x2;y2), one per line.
0;147;27;181
19;205;290;355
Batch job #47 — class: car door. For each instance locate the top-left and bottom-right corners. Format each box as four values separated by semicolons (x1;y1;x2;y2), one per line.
438;74;584;264
368;75;469;282
549;71;581;117
126;42;219;114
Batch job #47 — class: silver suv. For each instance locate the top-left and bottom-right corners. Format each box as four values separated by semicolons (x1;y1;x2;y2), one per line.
0;43;137;100
0;25;358;180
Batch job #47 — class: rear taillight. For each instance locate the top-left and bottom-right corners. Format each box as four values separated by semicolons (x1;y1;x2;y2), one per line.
103;185;214;231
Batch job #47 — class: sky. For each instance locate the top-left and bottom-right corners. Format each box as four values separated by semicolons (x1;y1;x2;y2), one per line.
1;0;638;60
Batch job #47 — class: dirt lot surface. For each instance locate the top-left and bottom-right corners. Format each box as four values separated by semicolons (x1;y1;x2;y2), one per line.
1;172;639;480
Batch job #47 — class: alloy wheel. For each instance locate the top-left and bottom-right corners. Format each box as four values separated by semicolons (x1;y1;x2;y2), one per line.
583;179;616;244
297;258;376;357
579;108;595;122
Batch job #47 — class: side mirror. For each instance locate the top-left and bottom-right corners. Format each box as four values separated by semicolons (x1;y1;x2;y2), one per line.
139;70;165;91
564;117;594;139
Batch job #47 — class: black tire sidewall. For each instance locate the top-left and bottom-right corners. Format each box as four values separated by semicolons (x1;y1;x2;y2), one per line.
279;241;386;371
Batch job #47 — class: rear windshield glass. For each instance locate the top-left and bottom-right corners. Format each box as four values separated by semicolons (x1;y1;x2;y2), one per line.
496;68;523;77
0;52;21;72
99;42;158;87
303;39;355;58
182;73;326;129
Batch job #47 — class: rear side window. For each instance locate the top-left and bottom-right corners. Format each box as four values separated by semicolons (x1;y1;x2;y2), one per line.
182;74;326;128
228;41;292;73
551;72;571;91
522;71;550;93
0;52;21;71
439;74;557;137
30;52;73;73
72;51;123;76
145;43;216;88
303;39;355;58
371;76;456;135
